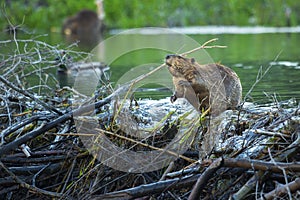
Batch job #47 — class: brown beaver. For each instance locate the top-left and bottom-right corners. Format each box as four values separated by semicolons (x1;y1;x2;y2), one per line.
62;10;102;36
165;54;242;114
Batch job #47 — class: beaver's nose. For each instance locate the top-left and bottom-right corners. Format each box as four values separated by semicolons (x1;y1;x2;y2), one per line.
165;54;175;60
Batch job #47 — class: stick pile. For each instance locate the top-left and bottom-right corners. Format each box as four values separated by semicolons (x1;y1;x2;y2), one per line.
0;38;299;200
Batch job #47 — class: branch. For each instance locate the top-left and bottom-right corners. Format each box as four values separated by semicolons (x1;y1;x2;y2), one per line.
181;38;226;56
188;157;224;200
243;51;282;102
232;132;300;199
0;161;63;198
0;75;62;115
90;173;201;200
259;178;300;200
223;158;300;173
95;128;196;163
0;94;115;157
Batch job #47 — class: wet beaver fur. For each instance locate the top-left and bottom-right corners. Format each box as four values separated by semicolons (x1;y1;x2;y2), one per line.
165;54;242;113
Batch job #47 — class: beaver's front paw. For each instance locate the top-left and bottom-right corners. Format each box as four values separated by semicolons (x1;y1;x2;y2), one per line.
178;80;190;86
170;95;177;103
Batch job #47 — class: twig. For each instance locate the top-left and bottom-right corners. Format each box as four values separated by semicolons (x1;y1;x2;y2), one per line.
159;161;175;181
232;132;300;199
267;147;292;200
0;161;63;198
57;86;88;98
255;129;291;138
60;157;77;193
0;75;62;115
94;128;196;163
181;38;226;56
258;178;300;200
243;51;282;102
0;115;40;141
32;163;50;187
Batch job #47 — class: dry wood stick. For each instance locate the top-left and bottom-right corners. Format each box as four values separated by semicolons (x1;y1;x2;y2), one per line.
232;132;300;200
188;157;224;200
88;156;300;199
0;89;117;157
0;161;63;198
223;158;300;173
90;173;201;200
258;178;300;200
0;115;40;139
181;38;226;56
0;75;62;115
95;128;196;163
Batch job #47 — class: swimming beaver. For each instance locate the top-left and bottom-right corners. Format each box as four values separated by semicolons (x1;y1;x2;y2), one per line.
62;10;101;36
165;54;242;114
61;1;105;47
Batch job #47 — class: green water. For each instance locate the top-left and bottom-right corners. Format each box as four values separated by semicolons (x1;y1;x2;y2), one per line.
1;31;299;104
95;32;300;103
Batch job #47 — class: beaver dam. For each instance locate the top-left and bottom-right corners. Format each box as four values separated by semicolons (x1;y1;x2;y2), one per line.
0;38;299;200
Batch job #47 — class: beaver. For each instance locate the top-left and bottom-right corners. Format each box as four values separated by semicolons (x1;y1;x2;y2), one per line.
165;54;242;114
62;10;102;36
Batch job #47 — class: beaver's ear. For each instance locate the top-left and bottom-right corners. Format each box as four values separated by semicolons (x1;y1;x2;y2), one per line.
191;58;195;63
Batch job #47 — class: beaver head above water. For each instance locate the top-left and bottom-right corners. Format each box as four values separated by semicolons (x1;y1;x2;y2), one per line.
165;54;198;81
165;54;242;114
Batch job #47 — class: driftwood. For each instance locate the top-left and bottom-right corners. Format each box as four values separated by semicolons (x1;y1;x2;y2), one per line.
0;37;299;200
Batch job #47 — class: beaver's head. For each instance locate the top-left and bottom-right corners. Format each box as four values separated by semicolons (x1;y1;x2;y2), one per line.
165;54;196;79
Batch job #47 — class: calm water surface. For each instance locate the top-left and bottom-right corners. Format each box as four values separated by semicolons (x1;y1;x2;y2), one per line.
1;29;299;104
95;31;300;104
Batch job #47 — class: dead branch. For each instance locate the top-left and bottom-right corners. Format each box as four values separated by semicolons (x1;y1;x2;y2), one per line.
8;163;62;175
188;157;223;200
181;38;227;56
232;132;300;200
1;154;69;163
0;75;62;115
89;174;201;200
0;85;120;157
94;128;196;163
0;115;40;139
0;161;63;198
0;117;70;157
223;158;300;173
259;178;300;200
243;52;281;102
